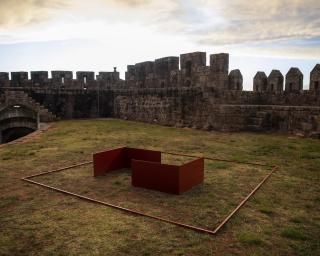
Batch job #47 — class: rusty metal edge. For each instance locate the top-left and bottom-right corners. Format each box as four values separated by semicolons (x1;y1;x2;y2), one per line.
22;161;93;179
20;151;278;236
212;165;278;233
163;151;271;167
21;177;216;235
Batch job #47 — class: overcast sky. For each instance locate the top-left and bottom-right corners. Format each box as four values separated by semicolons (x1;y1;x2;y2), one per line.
0;0;319;90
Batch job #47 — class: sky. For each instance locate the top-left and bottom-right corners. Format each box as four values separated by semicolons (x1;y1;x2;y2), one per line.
0;0;319;90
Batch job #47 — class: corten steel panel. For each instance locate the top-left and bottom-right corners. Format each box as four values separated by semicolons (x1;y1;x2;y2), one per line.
131;160;180;194
179;158;204;194
125;147;161;167
93;147;161;177
93;148;125;176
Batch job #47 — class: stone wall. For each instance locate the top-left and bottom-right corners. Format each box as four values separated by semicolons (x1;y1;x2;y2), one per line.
0;51;319;137
112;87;320;137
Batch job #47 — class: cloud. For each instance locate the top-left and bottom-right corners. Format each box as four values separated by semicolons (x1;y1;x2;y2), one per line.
0;0;318;59
148;0;320;58
192;0;320;47
0;0;67;29
106;0;152;7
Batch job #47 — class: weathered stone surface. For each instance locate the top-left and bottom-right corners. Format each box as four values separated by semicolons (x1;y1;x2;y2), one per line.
310;64;320;92
11;72;29;87
208;53;229;90
51;71;73;88
0;73;9;87
285;68;303;92
253;72;267;92
0;51;319;138
228;69;243;90
31;71;49;87
267;70;284;93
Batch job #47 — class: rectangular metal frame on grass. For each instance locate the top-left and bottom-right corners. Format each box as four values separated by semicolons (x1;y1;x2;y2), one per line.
21;150;278;235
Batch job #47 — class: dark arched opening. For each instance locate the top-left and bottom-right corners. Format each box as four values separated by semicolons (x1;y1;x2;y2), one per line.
0;105;38;144
1;127;35;143
270;84;274;91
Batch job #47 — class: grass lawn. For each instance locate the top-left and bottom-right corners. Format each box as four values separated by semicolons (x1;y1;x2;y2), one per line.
0;119;319;255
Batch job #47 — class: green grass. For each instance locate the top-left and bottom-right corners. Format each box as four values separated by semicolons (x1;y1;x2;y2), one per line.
259;207;274;215
0;118;319;255
281;228;308;241
237;232;264;245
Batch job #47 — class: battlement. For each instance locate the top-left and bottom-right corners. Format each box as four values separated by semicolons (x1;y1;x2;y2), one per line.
0;69;122;89
0;51;319;94
124;52;319;93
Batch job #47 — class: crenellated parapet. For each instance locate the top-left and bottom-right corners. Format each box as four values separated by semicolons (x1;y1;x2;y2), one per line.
0;51;319;95
125;51;230;89
123;51;318;94
0;69;122;89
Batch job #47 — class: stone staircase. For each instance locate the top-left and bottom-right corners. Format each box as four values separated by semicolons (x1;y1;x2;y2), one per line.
246;111;268;132
1;90;58;122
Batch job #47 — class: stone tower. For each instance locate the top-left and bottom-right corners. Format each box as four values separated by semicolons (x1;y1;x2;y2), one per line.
253;72;267;92
228;69;243;90
310;64;320;92
209;53;229;89
267;70;284;93
154;56;179;87
180;52;206;86
285;68;303;92
134;61;155;88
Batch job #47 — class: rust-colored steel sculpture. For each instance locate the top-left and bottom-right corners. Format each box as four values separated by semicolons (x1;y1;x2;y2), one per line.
93;147;161;177
93;147;204;194
132;157;204;194
21;148;278;235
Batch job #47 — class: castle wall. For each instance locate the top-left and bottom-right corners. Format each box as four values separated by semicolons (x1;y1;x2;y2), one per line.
27;89;114;119
0;51;319;137
113;88;320;137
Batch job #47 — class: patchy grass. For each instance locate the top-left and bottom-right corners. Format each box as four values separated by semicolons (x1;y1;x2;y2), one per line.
290;216;307;224
237;232;264;245
0;119;319;256
281;228;308;241
259;207;274;216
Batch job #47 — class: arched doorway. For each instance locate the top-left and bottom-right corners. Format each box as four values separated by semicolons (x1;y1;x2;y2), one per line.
0;105;38;144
